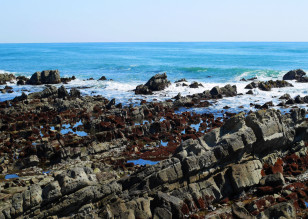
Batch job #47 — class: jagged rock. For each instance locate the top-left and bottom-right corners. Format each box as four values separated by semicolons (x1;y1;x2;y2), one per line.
210;85;237;97
145;73;170;91
61;76;76;84
0;73;15;84
106;98;116;109
98;76;107;81
294;95;304;104
42;181;62;203
260;172;285;187
245;80;293;91
135;73;170;95
23;185;42;210
28;70;61;85
175;78;187;83
232;203;254;219
70;87;81;98
245;109;296;155
221;84;237;97
13;92;27;102
286;98;295;105
174;93;181;100
135;84;153;95
283;69;306;80
210;86;222;96
24;155;39;167
151;192;184;219
297;76;308;82
229;160;263;193
279;93;291;100
58;85;69;98
55;167;97;195
28;85;58;99
189;81;203;88
258;202;296;219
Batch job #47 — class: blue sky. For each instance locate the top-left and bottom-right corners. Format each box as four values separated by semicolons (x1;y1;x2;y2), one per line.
1;0;308;43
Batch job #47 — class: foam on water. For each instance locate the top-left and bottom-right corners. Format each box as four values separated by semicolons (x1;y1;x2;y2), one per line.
0;43;308;115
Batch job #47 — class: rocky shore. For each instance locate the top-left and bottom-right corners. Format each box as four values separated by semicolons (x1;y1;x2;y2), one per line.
0;69;307;218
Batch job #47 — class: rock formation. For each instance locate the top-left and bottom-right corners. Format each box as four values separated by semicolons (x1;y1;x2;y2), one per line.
135;73;171;95
27;70;61;85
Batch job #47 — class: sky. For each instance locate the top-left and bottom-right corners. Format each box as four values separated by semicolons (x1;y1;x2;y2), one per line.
0;0;308;43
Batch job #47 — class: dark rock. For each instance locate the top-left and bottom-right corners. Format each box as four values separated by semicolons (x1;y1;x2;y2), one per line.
24;155;40;167
259;172;285;187
189;81;203;88
145;73;170;91
175;78;187;83
283;69;306;80
135;73;171;95
13;92;28;102
221;84;237;97
232;203;254;219
17;79;25;85
58;85;69;99
0;73;15;84
61;76;76;84
70;88;81;98
28;70;61;85
297;76;308;82
135;84;153;95
245;82;258;89
98;76;107;81
210;86;221;96
247;77;257;81
279;94;291;100
246;90;253;95
286;99;295;105
294;95;304;104
28;85;58;99
259;202;296;219
245;80;293;91
106;98;116;109
174;93;182;100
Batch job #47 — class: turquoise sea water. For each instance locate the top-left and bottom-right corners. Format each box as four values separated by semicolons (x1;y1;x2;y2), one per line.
0;42;308;112
1;42;308;82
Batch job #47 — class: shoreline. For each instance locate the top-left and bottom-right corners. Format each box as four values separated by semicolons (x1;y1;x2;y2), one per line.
0;70;307;218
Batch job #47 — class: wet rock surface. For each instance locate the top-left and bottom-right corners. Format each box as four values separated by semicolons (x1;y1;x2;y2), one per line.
27;70;61;85
135;73;171;95
0;70;308;218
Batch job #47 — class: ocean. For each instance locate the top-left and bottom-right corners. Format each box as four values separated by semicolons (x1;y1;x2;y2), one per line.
1;42;308;114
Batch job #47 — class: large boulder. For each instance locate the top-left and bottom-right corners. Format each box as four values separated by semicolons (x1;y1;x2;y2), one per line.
283;69;306;80
57;85;69;98
0;73;15;84
210;84;237;97
135;73;171;95
28;70;61;85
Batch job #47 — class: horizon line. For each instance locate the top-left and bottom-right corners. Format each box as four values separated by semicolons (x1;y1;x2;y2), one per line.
1;41;308;44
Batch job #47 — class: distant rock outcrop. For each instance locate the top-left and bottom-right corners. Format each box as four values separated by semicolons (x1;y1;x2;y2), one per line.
283;69;306;80
135;73;171;95
27;70;61;85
